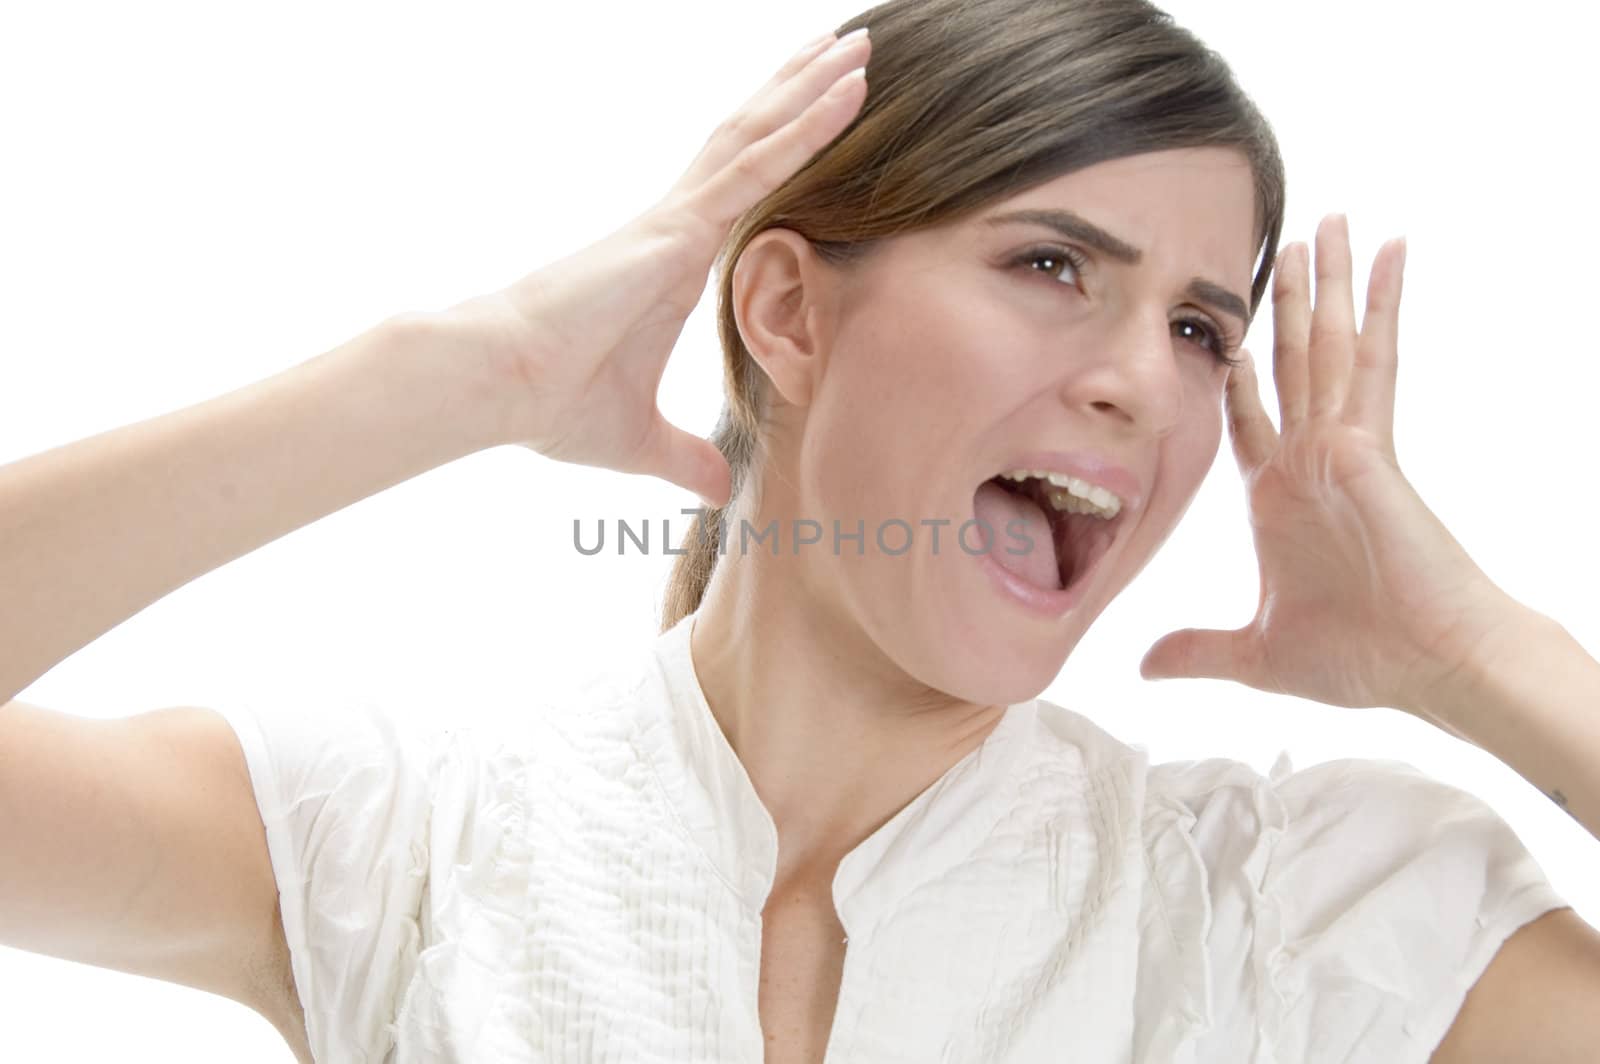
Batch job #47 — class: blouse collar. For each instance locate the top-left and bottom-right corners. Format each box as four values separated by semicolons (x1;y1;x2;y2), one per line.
632;610;1040;939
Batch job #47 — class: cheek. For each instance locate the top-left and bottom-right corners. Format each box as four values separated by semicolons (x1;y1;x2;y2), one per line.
1128;398;1226;545
799;349;925;520
1155;400;1226;518
855;275;1023;402
1195;381;1228;458
814;294;1008;465
1174;383;1226;480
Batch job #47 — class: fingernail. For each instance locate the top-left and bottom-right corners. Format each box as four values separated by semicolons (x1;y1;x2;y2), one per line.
1397;235;1407;269
832;26;870;48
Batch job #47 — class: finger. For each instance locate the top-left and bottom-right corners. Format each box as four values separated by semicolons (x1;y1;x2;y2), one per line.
687;35;872;232
1139;626;1254;684
672;30;851;188
1306;213;1358;420
675;27;876;204
1272;241;1311;429
635;413;734;509
1223;348;1279;475
1345;236;1405;459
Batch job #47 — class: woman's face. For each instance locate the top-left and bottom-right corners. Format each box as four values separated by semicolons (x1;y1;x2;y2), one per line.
741;147;1260;706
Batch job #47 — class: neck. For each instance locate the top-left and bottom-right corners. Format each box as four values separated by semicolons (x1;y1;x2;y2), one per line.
690;544;1008;889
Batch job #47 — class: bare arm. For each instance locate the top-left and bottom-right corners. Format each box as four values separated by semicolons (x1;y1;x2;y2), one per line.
0;27;872;1053
0;312;505;706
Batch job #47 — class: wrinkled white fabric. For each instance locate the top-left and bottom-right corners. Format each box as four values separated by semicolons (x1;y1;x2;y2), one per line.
216;610;1568;1062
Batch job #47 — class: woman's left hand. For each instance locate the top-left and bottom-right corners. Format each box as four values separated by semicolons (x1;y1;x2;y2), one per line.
1138;213;1526;717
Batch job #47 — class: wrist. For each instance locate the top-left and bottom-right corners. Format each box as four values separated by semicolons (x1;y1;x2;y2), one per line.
1410;593;1564;738
379;309;521;454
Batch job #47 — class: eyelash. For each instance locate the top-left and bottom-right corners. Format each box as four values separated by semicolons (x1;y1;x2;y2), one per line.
1011;244;1245;367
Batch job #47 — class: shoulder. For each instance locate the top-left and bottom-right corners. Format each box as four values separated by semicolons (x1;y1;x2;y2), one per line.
1138;750;1568;1060
1147;751;1548;907
1143;749;1559;941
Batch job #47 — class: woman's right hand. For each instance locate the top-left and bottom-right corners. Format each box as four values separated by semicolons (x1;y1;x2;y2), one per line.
443;26;871;508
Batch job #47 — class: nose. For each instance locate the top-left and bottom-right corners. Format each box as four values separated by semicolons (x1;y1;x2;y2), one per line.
1061;310;1186;437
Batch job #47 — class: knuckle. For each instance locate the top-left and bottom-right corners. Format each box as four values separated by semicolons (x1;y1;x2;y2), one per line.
1309;317;1342;344
716;111;748;141
728;147;768;186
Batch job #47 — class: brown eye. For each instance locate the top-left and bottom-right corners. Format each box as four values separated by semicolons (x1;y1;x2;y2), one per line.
1011;244;1243;367
1175;317;1225;357
1012;244;1089;284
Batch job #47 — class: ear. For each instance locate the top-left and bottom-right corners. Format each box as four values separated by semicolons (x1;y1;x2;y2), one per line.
731;228;837;409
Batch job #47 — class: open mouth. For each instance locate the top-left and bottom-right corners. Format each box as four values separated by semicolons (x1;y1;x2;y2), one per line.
973;473;1127;592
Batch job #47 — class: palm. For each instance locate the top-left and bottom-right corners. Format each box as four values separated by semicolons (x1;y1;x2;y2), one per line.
1234;424;1487;708
527;247;704;476
434;28;874;508
1142;216;1515;718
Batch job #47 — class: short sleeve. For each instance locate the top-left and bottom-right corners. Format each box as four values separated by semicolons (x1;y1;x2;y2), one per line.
1151;753;1569;1063
214;697;447;1064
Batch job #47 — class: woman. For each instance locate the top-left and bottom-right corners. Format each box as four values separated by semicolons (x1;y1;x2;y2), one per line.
2;0;1596;1061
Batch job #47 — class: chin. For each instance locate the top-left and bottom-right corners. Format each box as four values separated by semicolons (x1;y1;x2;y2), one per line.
926;618;1078;709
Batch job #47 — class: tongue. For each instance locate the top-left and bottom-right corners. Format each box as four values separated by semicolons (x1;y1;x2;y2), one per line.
973;480;1060;590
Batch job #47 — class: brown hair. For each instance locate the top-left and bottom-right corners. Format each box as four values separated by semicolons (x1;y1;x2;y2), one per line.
660;0;1286;633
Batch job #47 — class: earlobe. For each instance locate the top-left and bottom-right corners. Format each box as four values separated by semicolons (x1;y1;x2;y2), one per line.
731;228;833;408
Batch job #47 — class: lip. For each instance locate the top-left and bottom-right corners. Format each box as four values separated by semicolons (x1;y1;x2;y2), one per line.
990;450;1145;516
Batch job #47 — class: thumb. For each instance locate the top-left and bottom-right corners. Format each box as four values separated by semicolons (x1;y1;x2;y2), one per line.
1139;626;1250;683
640;416;733;510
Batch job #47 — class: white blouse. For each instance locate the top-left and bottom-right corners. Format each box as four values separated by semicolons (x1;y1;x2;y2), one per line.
216;610;1568;1062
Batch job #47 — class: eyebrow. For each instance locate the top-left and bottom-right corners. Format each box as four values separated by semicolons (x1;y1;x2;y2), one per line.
982;208;1250;328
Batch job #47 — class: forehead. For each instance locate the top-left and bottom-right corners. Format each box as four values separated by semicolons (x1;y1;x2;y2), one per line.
915;147;1258;275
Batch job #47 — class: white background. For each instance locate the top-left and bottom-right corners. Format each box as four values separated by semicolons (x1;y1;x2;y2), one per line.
2;0;1596;1058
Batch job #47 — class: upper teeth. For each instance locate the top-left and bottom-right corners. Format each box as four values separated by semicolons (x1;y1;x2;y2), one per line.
998;469;1123;520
